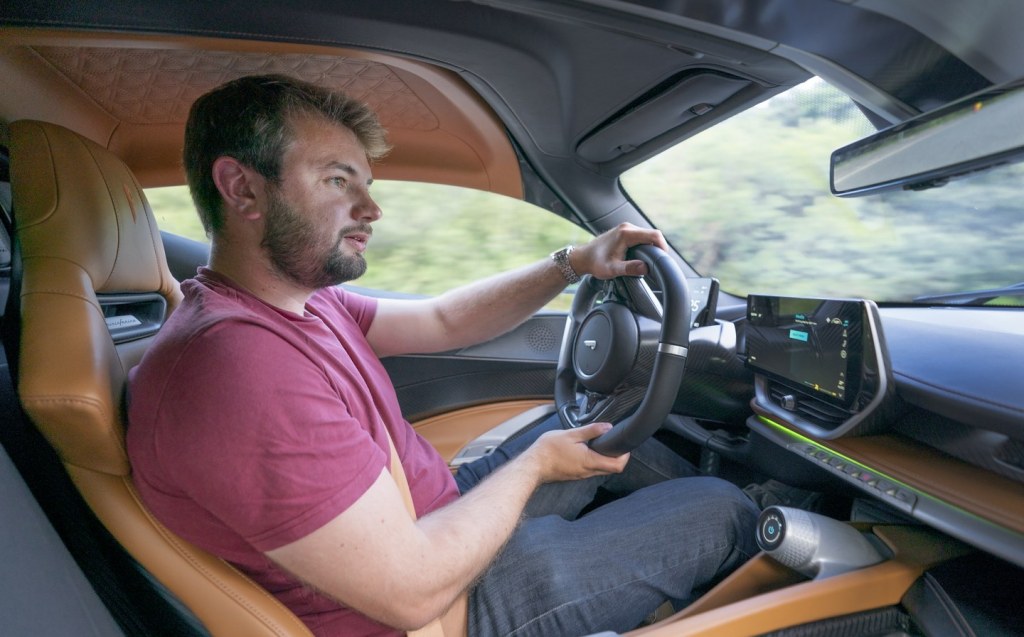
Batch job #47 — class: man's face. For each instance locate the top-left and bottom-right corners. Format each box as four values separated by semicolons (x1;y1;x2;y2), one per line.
260;113;382;290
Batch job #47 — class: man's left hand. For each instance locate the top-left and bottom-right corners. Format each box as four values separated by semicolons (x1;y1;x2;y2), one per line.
570;222;669;280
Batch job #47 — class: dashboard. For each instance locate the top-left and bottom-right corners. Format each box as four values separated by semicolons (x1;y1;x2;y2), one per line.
740;295;1024;569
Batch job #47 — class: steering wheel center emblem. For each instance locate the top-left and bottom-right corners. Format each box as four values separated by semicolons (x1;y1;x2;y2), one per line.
584;339;598;350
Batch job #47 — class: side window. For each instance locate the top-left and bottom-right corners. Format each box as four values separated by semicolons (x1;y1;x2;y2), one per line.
363;181;590;306
145;181;591;308
146;186;207;241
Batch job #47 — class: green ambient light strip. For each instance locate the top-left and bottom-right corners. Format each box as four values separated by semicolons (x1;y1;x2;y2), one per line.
756;415;1017;535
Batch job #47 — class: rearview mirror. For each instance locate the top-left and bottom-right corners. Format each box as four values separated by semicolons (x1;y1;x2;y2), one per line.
830;79;1024;197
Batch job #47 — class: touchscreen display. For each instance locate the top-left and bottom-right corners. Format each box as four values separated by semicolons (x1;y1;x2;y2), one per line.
746;296;863;406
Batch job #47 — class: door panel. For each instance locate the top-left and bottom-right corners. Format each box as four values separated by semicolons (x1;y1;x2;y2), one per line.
382;314;566;423
412;399;551;464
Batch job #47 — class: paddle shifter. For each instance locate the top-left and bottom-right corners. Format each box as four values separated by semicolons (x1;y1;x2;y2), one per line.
756;506;886;578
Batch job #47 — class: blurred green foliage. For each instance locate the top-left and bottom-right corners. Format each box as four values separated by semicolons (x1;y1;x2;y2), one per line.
623;79;1024;304
147;187;205;240
364;184;591;299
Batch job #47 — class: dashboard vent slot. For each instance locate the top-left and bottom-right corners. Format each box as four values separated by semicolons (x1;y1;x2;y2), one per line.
768;385;791;408
768;382;849;429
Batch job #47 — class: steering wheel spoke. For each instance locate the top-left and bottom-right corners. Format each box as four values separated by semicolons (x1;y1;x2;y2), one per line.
561;385;646;426
588;388;647;422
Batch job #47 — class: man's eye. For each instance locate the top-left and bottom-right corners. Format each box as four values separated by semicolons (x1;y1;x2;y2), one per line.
330;177;347;187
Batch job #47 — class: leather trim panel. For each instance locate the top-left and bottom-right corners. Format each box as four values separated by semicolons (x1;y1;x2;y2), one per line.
68;466;313;637
412;399;550;463
632;525;968;637
828;434;1024;534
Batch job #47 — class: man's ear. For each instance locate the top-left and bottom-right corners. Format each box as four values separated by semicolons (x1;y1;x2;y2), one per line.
211;156;265;221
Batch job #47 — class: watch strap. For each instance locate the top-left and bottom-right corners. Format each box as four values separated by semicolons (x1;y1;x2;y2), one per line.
550;245;582;284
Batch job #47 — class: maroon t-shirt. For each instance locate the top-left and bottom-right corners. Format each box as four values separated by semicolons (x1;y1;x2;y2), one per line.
127;268;459;636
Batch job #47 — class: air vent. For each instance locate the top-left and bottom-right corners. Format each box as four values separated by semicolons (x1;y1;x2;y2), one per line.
768;382;849;429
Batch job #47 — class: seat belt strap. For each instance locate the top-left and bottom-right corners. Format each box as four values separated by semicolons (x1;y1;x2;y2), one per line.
385;431;467;637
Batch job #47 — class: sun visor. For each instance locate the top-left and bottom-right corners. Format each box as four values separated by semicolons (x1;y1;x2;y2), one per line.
577;71;753;164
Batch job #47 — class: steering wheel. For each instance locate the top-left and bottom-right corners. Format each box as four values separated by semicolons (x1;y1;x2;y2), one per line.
555;244;692;456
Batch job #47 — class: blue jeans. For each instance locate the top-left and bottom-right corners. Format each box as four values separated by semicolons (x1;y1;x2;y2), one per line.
454;415;759;637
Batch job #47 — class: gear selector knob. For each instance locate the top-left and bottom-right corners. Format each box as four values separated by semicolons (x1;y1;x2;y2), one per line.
756;506;886;579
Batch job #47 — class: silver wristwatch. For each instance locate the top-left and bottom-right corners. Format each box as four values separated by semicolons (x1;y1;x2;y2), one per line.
550;245;581;283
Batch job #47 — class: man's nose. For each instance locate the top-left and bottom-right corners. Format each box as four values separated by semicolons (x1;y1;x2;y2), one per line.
354;190;382;222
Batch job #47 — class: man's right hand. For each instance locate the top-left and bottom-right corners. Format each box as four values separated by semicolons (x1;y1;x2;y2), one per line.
521;422;630;484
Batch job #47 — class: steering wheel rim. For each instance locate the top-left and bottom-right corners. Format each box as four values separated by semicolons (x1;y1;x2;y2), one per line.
555;244;692;456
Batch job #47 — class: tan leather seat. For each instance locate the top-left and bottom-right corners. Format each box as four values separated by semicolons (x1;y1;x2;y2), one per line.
9;120;313;637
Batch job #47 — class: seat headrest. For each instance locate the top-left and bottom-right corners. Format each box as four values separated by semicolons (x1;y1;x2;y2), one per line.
10;120;180;296
10;120;182;474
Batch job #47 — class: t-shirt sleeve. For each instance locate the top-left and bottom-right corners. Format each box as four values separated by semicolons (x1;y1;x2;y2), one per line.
329;286;377;335
151;319;387;552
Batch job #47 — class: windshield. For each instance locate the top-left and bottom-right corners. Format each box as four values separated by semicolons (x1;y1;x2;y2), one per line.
622;79;1024;306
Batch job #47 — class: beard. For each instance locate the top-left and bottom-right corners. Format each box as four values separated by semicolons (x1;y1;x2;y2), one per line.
261;190;370;289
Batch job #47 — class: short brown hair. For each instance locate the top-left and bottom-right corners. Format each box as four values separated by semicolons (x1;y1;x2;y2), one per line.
183;74;390;235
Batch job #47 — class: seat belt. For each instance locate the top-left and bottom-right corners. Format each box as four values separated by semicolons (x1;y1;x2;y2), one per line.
385;432;469;637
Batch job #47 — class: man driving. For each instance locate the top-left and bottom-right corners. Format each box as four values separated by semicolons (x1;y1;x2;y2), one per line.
127;74;758;637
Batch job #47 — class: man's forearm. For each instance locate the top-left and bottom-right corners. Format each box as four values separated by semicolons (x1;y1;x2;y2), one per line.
369;254;571;357
428;256;571;351
266;449;546;630
265;424;624;630
404;446;548;620
368;223;666;357
394;422;624;627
